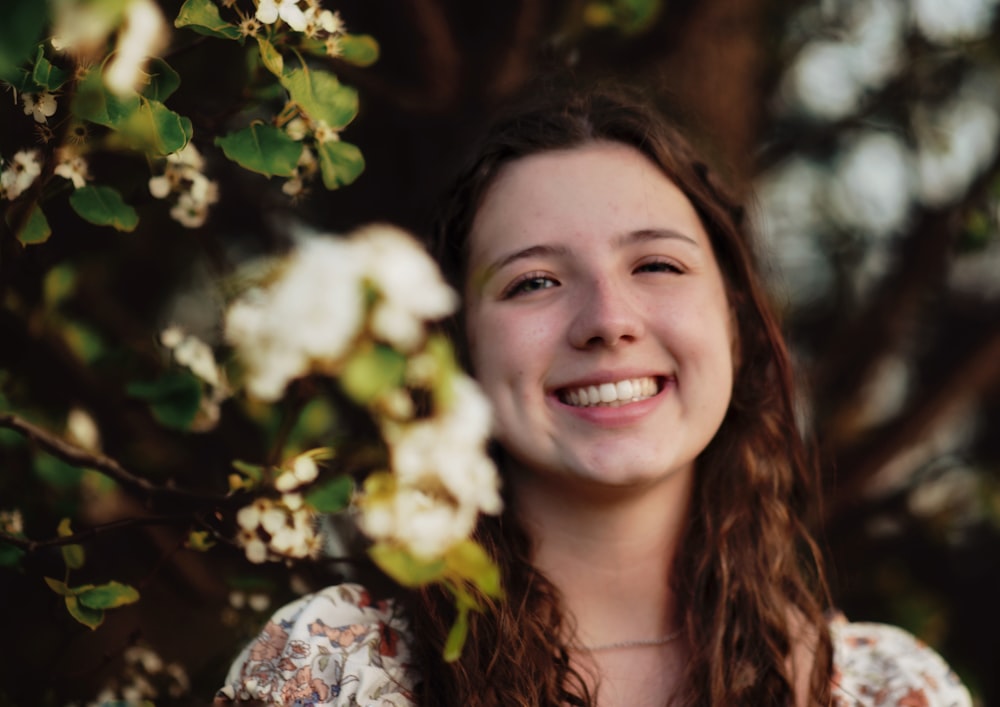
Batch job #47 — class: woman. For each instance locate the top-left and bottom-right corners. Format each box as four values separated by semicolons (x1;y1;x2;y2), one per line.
217;85;972;706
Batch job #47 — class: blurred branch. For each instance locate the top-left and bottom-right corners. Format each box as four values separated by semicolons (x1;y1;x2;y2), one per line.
824;322;1000;522
812;150;1000;433
0;514;195;553
0;412;229;508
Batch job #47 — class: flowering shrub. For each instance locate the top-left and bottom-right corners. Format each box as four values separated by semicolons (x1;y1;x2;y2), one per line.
0;1;502;699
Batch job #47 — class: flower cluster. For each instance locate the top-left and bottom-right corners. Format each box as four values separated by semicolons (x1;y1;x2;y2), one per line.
148;143;219;228
225;224;457;400
360;375;501;559
255;0;346;56
1;150;42;201
236;494;322;564
225;224;500;570
85;644;189;706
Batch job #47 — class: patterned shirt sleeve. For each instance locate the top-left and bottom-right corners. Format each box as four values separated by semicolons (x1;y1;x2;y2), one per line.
215;583;418;707
829;615;972;707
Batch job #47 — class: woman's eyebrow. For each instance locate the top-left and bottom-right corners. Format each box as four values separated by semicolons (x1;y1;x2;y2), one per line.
478;228;699;282
618;228;701;249
481;243;570;279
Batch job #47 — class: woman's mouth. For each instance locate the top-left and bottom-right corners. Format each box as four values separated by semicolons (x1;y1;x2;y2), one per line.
557;376;664;408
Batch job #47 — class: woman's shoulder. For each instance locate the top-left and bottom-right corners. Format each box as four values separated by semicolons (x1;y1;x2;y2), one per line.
828;613;972;706
214;583;418;706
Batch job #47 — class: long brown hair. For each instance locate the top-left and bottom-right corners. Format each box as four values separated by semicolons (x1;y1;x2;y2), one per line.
405;81;833;706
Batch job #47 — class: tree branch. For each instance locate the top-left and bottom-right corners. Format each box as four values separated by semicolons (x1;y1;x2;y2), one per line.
0;413;229;508
0;514;197;553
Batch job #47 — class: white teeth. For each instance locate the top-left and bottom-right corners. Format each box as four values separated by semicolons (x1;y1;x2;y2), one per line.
616;379;633;399
560;377;660;407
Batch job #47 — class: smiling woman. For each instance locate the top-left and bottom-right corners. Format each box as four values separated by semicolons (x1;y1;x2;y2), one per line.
217;84;973;706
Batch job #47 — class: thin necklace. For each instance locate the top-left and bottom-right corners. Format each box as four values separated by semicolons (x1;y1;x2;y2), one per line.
581;628;683;652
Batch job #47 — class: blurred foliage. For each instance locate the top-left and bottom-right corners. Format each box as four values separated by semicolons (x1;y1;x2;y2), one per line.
1;0;999;705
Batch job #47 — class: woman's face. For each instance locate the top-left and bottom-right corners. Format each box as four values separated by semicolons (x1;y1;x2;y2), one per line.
464;142;736;492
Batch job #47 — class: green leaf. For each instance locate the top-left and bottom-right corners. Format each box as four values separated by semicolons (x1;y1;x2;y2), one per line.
281;68;358;129
58;518;85;570
44;577;96;596
6;67;34;94
583;0;661;34
339;34;380;67
17;203;51;245
69;186;139;232
125;98;192;155
185;530;216;551
65;595;105;629
72;68;142;128
62;320;106;364
32;45;70;91
77;581;140;609
142;58;181;102
175;0;242;40
127;371;203;430
43;263;77;307
0;3;47;85
35;453;85;489
231;459;265;481
0;543;25;568
340;344;406;404
368;543;447;587
256;37;284;78
317;140;365;190
443;603;470;662
215;124;301;177
445;540;503;598
304;476;353;513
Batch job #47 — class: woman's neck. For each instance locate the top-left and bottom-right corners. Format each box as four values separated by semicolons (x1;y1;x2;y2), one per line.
508;464;693;648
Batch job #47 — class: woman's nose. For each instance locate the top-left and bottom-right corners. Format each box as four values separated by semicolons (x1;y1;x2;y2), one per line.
567;277;645;349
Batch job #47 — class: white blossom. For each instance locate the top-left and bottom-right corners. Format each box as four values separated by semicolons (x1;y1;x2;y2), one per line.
161;327;222;387
225;236;366;400
66;407;101;451
353;224;459;351
256;0;308;31
148;143;219;228
313;120;340;144
234;496;321;562
22;92;58;124
292;454;319;484
50;0;118;55
1;150;42;201
53;148;90;189
247;592;271;612
104;0;169;95
357;375;501;559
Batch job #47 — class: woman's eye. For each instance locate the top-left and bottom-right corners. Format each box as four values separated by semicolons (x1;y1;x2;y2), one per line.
502;274;558;299
635;259;683;275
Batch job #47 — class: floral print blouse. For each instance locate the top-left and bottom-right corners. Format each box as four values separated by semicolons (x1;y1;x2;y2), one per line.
215;583;972;706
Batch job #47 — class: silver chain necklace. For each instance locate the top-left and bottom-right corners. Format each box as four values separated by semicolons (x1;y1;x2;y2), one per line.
581;628;683;652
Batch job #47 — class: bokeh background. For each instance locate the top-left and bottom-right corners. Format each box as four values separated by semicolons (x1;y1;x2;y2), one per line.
2;0;999;704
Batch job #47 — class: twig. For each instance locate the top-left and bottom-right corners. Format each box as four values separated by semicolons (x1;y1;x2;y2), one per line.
0;412;229;508
0;515;196;553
